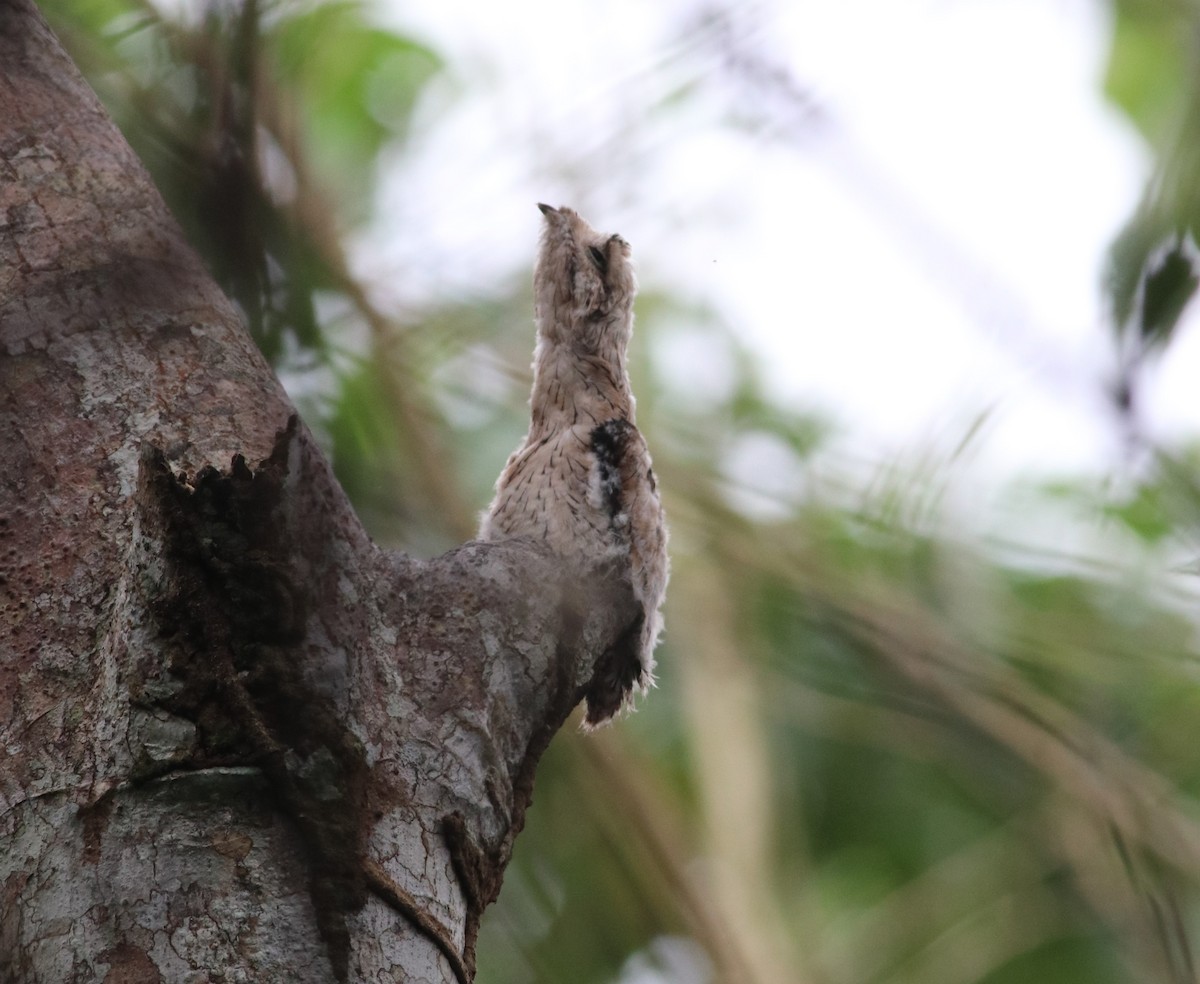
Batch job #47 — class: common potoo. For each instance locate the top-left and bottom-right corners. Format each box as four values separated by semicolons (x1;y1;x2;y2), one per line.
479;204;668;726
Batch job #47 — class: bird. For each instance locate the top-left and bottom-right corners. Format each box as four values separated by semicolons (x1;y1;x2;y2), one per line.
479;204;668;726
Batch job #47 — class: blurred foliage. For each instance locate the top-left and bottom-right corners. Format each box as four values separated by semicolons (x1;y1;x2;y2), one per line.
44;0;438;362
38;1;1200;982
1104;0;1200;414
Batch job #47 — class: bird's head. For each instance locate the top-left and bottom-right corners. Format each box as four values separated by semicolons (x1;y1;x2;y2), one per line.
533;204;636;353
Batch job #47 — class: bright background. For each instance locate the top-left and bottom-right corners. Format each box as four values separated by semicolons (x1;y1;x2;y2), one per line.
368;0;1168;481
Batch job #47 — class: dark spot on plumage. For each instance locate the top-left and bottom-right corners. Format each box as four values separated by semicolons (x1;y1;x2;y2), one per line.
591;419;633;523
591;418;631;456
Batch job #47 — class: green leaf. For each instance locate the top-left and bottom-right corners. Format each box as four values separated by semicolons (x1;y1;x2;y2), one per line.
1107;220;1197;349
1139;238;1198;344
1107;209;1166;332
1103;1;1188;148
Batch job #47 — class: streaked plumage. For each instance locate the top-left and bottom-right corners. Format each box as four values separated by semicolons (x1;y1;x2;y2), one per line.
479;204;668;725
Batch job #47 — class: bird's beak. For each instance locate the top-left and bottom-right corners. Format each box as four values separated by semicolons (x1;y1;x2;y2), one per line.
537;203;557;216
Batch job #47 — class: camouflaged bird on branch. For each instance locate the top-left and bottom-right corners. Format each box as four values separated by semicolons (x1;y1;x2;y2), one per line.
480;204;669;726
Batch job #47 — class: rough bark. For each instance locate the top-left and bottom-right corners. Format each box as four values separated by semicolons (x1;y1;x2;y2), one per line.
0;3;638;981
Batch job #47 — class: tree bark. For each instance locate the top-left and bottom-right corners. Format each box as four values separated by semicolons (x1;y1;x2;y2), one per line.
0;3;637;980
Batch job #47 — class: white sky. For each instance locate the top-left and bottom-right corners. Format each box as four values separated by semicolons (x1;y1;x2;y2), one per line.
364;0;1197;488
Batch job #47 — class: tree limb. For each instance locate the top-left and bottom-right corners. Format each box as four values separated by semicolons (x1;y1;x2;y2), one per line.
0;3;641;979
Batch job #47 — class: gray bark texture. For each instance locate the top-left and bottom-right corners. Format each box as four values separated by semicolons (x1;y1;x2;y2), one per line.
0;3;638;981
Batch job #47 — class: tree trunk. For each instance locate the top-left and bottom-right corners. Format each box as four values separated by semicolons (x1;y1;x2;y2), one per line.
0;3;637;980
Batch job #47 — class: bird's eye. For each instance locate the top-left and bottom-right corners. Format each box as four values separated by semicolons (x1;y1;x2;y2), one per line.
588;245;608;274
